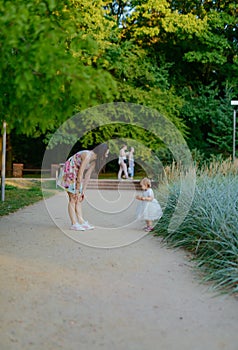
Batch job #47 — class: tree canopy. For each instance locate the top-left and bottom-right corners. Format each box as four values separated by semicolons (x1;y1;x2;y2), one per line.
0;0;117;134
1;0;237;160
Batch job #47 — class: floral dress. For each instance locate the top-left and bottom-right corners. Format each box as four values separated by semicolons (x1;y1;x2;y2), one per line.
136;188;163;221
57;150;90;194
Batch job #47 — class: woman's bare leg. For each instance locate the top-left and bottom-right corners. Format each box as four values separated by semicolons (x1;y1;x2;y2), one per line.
67;193;78;225
122;162;128;178
75;198;84;224
118;164;123;179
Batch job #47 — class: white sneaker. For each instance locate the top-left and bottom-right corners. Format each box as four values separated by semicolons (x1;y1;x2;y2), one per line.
70;223;85;231
82;221;94;230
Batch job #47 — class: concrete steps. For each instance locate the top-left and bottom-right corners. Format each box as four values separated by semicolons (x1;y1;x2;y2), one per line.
6;177;158;191
87;179;141;190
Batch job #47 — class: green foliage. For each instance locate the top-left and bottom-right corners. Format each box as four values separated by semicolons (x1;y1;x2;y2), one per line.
155;171;238;295
180;83;236;156
0;0;117;135
105;0;238;158
122;0;237;87
106;40;183;110
2;0;238;161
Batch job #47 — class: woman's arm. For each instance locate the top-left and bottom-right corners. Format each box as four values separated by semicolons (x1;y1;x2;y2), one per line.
76;152;91;192
82;162;95;193
120;149;129;157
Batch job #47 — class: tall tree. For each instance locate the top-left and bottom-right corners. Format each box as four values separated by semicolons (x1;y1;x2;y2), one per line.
0;0;117;135
112;0;238;156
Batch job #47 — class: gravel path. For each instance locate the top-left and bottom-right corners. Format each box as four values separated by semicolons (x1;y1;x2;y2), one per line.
0;190;238;350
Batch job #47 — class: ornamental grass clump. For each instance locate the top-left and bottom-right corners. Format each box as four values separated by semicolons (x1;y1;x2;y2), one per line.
155;174;238;295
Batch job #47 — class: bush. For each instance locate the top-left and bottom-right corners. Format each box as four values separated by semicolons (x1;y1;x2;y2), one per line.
155;174;238;295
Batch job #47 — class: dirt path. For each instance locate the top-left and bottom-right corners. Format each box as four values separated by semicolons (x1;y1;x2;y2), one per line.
0;190;238;350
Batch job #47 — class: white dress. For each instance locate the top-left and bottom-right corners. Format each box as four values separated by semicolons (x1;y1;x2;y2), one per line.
136;188;163;221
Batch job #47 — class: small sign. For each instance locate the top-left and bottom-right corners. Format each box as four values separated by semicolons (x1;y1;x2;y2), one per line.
231;98;238;106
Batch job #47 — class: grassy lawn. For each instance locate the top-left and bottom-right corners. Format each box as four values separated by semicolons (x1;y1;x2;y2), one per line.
0;179;57;216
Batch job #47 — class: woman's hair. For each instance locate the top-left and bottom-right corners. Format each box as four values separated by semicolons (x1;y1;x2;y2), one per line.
93;143;109;174
140;177;151;188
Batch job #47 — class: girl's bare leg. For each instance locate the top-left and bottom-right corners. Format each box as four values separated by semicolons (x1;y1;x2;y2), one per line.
146;220;153;227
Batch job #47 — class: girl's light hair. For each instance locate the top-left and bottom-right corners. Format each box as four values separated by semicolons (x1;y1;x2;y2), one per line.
140;177;151;188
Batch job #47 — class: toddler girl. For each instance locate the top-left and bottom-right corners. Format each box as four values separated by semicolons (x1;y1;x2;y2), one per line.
136;177;163;232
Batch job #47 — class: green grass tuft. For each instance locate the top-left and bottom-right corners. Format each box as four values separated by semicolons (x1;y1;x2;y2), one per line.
154;174;238;295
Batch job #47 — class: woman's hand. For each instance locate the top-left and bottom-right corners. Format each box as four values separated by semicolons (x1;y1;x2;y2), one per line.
78;193;84;202
74;192;84;202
